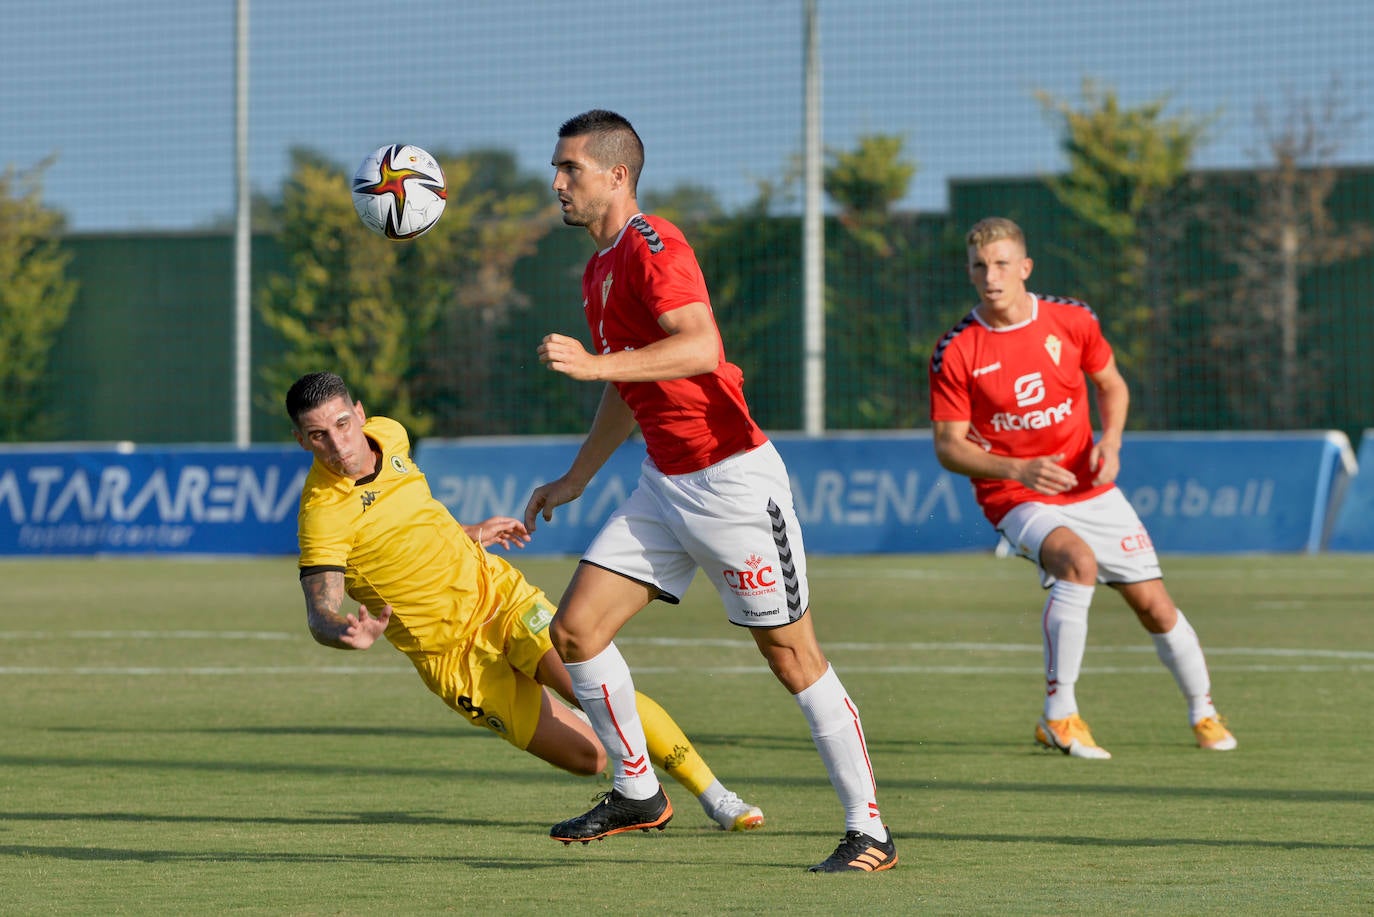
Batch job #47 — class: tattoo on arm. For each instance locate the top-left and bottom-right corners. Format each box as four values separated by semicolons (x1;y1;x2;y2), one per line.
301;570;352;648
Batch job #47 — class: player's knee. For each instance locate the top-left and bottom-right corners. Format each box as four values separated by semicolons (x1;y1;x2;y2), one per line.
1046;547;1097;584
549;610;615;663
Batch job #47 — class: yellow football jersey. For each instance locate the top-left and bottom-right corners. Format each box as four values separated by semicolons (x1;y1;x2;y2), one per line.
296;415;538;656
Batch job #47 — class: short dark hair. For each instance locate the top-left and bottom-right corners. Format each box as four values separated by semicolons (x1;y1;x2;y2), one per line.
558;109;644;192
285;372;352;427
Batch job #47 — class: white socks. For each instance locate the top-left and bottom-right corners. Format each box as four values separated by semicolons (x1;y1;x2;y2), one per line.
1042;580;1094;720
794;665;886;840
1152;609;1218;724
1042;583;1219;727
564;642;659;799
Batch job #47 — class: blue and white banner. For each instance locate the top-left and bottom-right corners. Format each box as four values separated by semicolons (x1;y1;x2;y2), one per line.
1115;431;1354;554
0;445;310;555
418;430;1356;556
0;431;1355;556
417;432;991;556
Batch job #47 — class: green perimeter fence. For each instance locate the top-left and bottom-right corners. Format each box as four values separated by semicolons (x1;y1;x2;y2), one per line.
2;2;1371;445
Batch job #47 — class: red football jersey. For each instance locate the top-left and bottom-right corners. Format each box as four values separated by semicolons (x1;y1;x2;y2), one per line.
929;294;1116;525
581;213;766;474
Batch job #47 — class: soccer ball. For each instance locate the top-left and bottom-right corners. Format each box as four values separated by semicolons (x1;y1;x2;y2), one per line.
351;144;447;240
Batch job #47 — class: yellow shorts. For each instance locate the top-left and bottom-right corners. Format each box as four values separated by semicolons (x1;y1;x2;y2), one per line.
408;592;557;751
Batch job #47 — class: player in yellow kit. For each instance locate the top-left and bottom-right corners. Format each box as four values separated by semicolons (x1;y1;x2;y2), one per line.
286;371;764;833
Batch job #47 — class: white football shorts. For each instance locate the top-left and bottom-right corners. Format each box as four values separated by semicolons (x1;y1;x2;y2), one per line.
582;441;810;628
995;487;1163;588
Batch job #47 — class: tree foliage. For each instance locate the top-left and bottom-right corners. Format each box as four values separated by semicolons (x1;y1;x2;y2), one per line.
0;158;77;441
824;134;925;427
825;134;916;256
1037;81;1210;421
698;133;928;430
257;147;554;436
1204;79;1374;426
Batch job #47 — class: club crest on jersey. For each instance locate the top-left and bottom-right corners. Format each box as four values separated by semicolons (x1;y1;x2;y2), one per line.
601;272;614;307
1044;334;1062;365
390;455;408;474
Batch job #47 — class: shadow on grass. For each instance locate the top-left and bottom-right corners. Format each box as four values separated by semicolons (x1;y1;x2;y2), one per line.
0;843;640;868
2;750;1370;805
0;825;1367;867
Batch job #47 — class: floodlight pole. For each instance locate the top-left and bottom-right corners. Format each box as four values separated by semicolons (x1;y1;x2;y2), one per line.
233;0;251;446
801;0;824;434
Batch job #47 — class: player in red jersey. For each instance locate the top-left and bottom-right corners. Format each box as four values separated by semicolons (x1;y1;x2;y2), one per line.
929;217;1236;758
523;110;895;873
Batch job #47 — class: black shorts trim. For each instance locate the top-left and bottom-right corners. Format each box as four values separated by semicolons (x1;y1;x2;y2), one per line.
728;606;811;630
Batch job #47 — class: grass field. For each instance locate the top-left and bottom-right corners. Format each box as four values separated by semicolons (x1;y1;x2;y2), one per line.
2;552;1371;915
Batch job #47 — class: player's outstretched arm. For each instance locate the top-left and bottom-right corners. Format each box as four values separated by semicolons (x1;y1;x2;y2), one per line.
464;516;532;550
300;569;391;650
524;385;638;532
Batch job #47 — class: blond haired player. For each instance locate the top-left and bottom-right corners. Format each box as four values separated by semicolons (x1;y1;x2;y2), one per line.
929;217;1236;758
286;371;764;831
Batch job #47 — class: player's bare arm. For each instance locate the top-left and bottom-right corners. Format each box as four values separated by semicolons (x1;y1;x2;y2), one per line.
300;569;391;650
932;419;1077;495
538;301;720;383
1087;355;1130;485
524;385;639;531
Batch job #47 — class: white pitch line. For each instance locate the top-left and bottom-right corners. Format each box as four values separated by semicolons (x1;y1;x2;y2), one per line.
618;636;1374;661
1;662;1371;677
1;633;1370;677
2;631;1371;660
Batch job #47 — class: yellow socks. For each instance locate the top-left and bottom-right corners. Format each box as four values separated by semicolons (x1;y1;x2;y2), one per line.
635;691;715;797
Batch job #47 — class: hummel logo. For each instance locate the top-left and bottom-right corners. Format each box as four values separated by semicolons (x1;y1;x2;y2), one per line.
359;490;380;511
971;361;1002;377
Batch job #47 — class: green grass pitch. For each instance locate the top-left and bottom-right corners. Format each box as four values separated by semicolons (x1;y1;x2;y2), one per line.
1;553;1370;914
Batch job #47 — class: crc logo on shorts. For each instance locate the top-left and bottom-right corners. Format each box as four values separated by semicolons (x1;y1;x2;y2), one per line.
485;715;508;735
1120;527;1154;553
1014;372;1046;407
723;553;777;597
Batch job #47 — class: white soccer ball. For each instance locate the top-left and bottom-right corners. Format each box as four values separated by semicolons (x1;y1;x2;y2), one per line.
351;144;447;240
